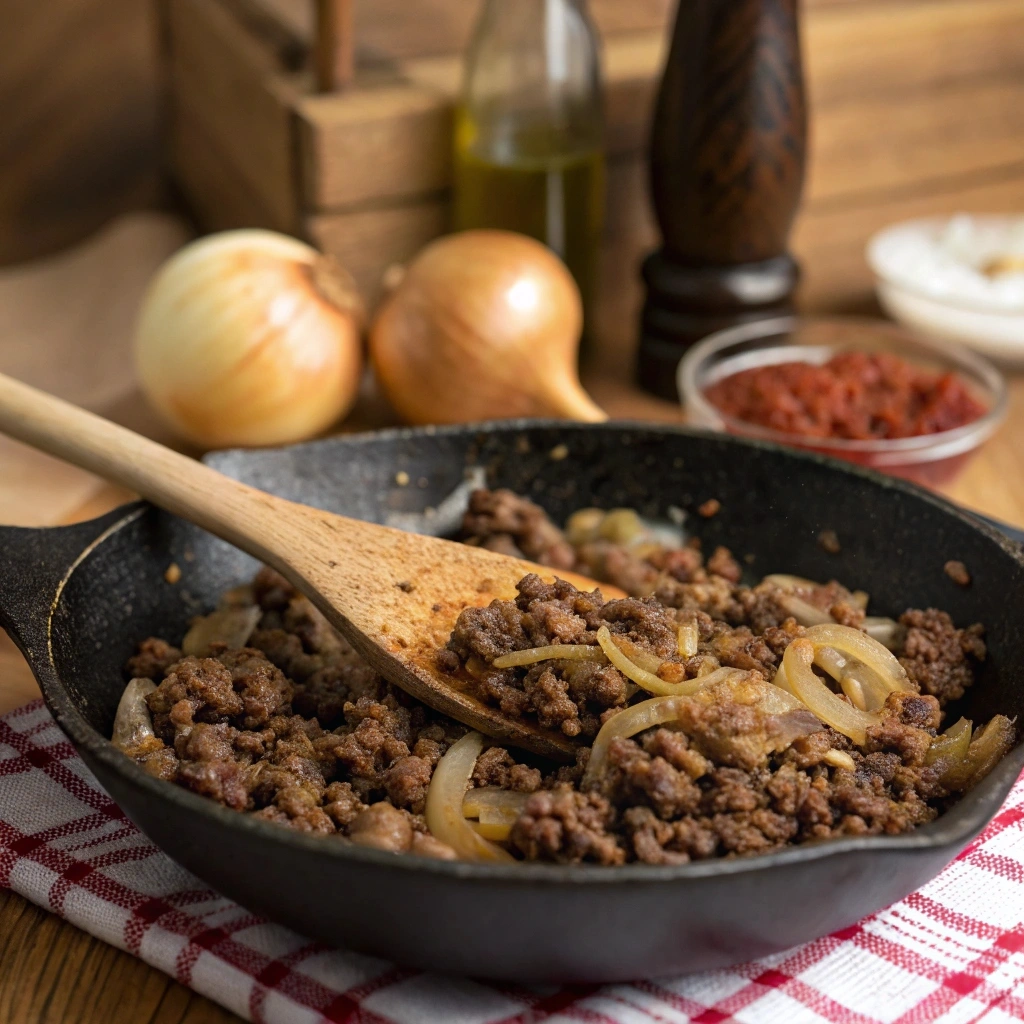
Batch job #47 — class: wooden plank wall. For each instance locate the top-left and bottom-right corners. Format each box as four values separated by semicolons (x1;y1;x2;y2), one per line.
166;0;1024;338
0;0;160;264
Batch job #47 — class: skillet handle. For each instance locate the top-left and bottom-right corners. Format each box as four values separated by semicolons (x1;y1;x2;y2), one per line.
0;505;143;671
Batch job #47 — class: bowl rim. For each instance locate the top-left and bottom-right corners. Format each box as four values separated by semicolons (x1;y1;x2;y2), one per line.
677;315;1008;459
26;419;1024;886
866;215;1024;317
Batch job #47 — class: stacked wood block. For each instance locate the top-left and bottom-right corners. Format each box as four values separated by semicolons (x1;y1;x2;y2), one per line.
163;0;1024;355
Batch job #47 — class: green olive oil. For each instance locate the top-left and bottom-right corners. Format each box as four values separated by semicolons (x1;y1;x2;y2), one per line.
453;143;605;308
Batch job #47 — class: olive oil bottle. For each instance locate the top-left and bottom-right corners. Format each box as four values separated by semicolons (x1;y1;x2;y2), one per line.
454;0;606;316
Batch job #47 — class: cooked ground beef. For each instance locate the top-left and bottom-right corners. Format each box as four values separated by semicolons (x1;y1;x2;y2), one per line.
899;608;986;704
118;491;1012;867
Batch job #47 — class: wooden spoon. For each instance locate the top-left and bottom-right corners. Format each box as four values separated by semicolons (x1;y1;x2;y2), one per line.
0;372;625;759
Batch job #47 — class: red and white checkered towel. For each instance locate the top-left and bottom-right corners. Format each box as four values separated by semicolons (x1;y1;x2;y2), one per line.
4;697;1024;1024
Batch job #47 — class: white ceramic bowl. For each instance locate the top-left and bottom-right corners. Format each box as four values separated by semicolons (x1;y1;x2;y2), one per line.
867;215;1024;364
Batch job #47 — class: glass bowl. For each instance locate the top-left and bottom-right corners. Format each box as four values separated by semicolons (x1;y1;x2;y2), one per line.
677;316;1007;488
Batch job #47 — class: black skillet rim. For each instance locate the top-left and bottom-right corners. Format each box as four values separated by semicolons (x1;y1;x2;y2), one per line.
33;419;1024;886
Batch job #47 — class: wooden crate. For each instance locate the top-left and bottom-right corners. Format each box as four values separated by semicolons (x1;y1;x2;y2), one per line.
162;0;1024;342
162;0;670;308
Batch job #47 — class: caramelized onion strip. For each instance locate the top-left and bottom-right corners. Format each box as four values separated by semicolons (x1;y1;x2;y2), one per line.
112;678;158;752
862;617;906;651
763;574;821;591
677;621;699;659
582;695;688;788
597;626;709;697
814;645;891;712
925;717;972;767
462;787;530;819
823;749;857;771
425;732;515;862
470;821;514;841
492;645;606;669
612;635;665;674
777;594;834;627
182;605;262;657
941;716;1017;791
783;640;881;746
805;624;914;694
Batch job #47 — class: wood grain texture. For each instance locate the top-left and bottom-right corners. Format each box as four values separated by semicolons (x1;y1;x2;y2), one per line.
298;31;667;212
165;0;300;229
247;0;673;63
804;0;1024;106
0;0;160;265
0;890;240;1024
314;0;355;91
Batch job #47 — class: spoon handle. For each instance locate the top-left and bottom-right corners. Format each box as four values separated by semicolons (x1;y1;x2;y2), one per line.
0;372;288;562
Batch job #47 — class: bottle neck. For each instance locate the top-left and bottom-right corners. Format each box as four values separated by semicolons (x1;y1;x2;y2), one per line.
479;0;587;69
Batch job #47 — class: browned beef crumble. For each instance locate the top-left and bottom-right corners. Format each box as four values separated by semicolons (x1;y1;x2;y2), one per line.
121;491;1011;866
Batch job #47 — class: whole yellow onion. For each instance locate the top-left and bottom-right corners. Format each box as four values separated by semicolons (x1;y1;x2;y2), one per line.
135;230;364;448
370;230;605;424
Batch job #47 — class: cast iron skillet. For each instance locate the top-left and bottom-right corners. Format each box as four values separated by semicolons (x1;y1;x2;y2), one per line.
2;422;1024;982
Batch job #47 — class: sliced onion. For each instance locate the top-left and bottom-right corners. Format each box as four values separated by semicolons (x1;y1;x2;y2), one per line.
467;800;523;841
926;716;972;767
740;677;808;716
677;621;699;659
941;716;1016;791
112;678;158;752
182;605;262;657
425;732;515;862
492;645;606;669
814;646;892;712
823;749;857;771
863;616;907;651
772;663;796;698
612;634;665;674
783;640;881;746
462;787;530;819
777;593;835;627
582;696;688;787
805;624;913;694
470;820;514;842
764;574;820;591
597;626;707;697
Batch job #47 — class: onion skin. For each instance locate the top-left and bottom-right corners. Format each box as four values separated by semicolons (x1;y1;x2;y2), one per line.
370;231;606;425
136;230;364;448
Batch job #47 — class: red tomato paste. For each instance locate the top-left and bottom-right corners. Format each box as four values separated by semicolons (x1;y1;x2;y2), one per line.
704;351;986;440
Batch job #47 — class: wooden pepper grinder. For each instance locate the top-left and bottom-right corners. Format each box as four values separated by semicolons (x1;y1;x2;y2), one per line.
637;0;807;398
